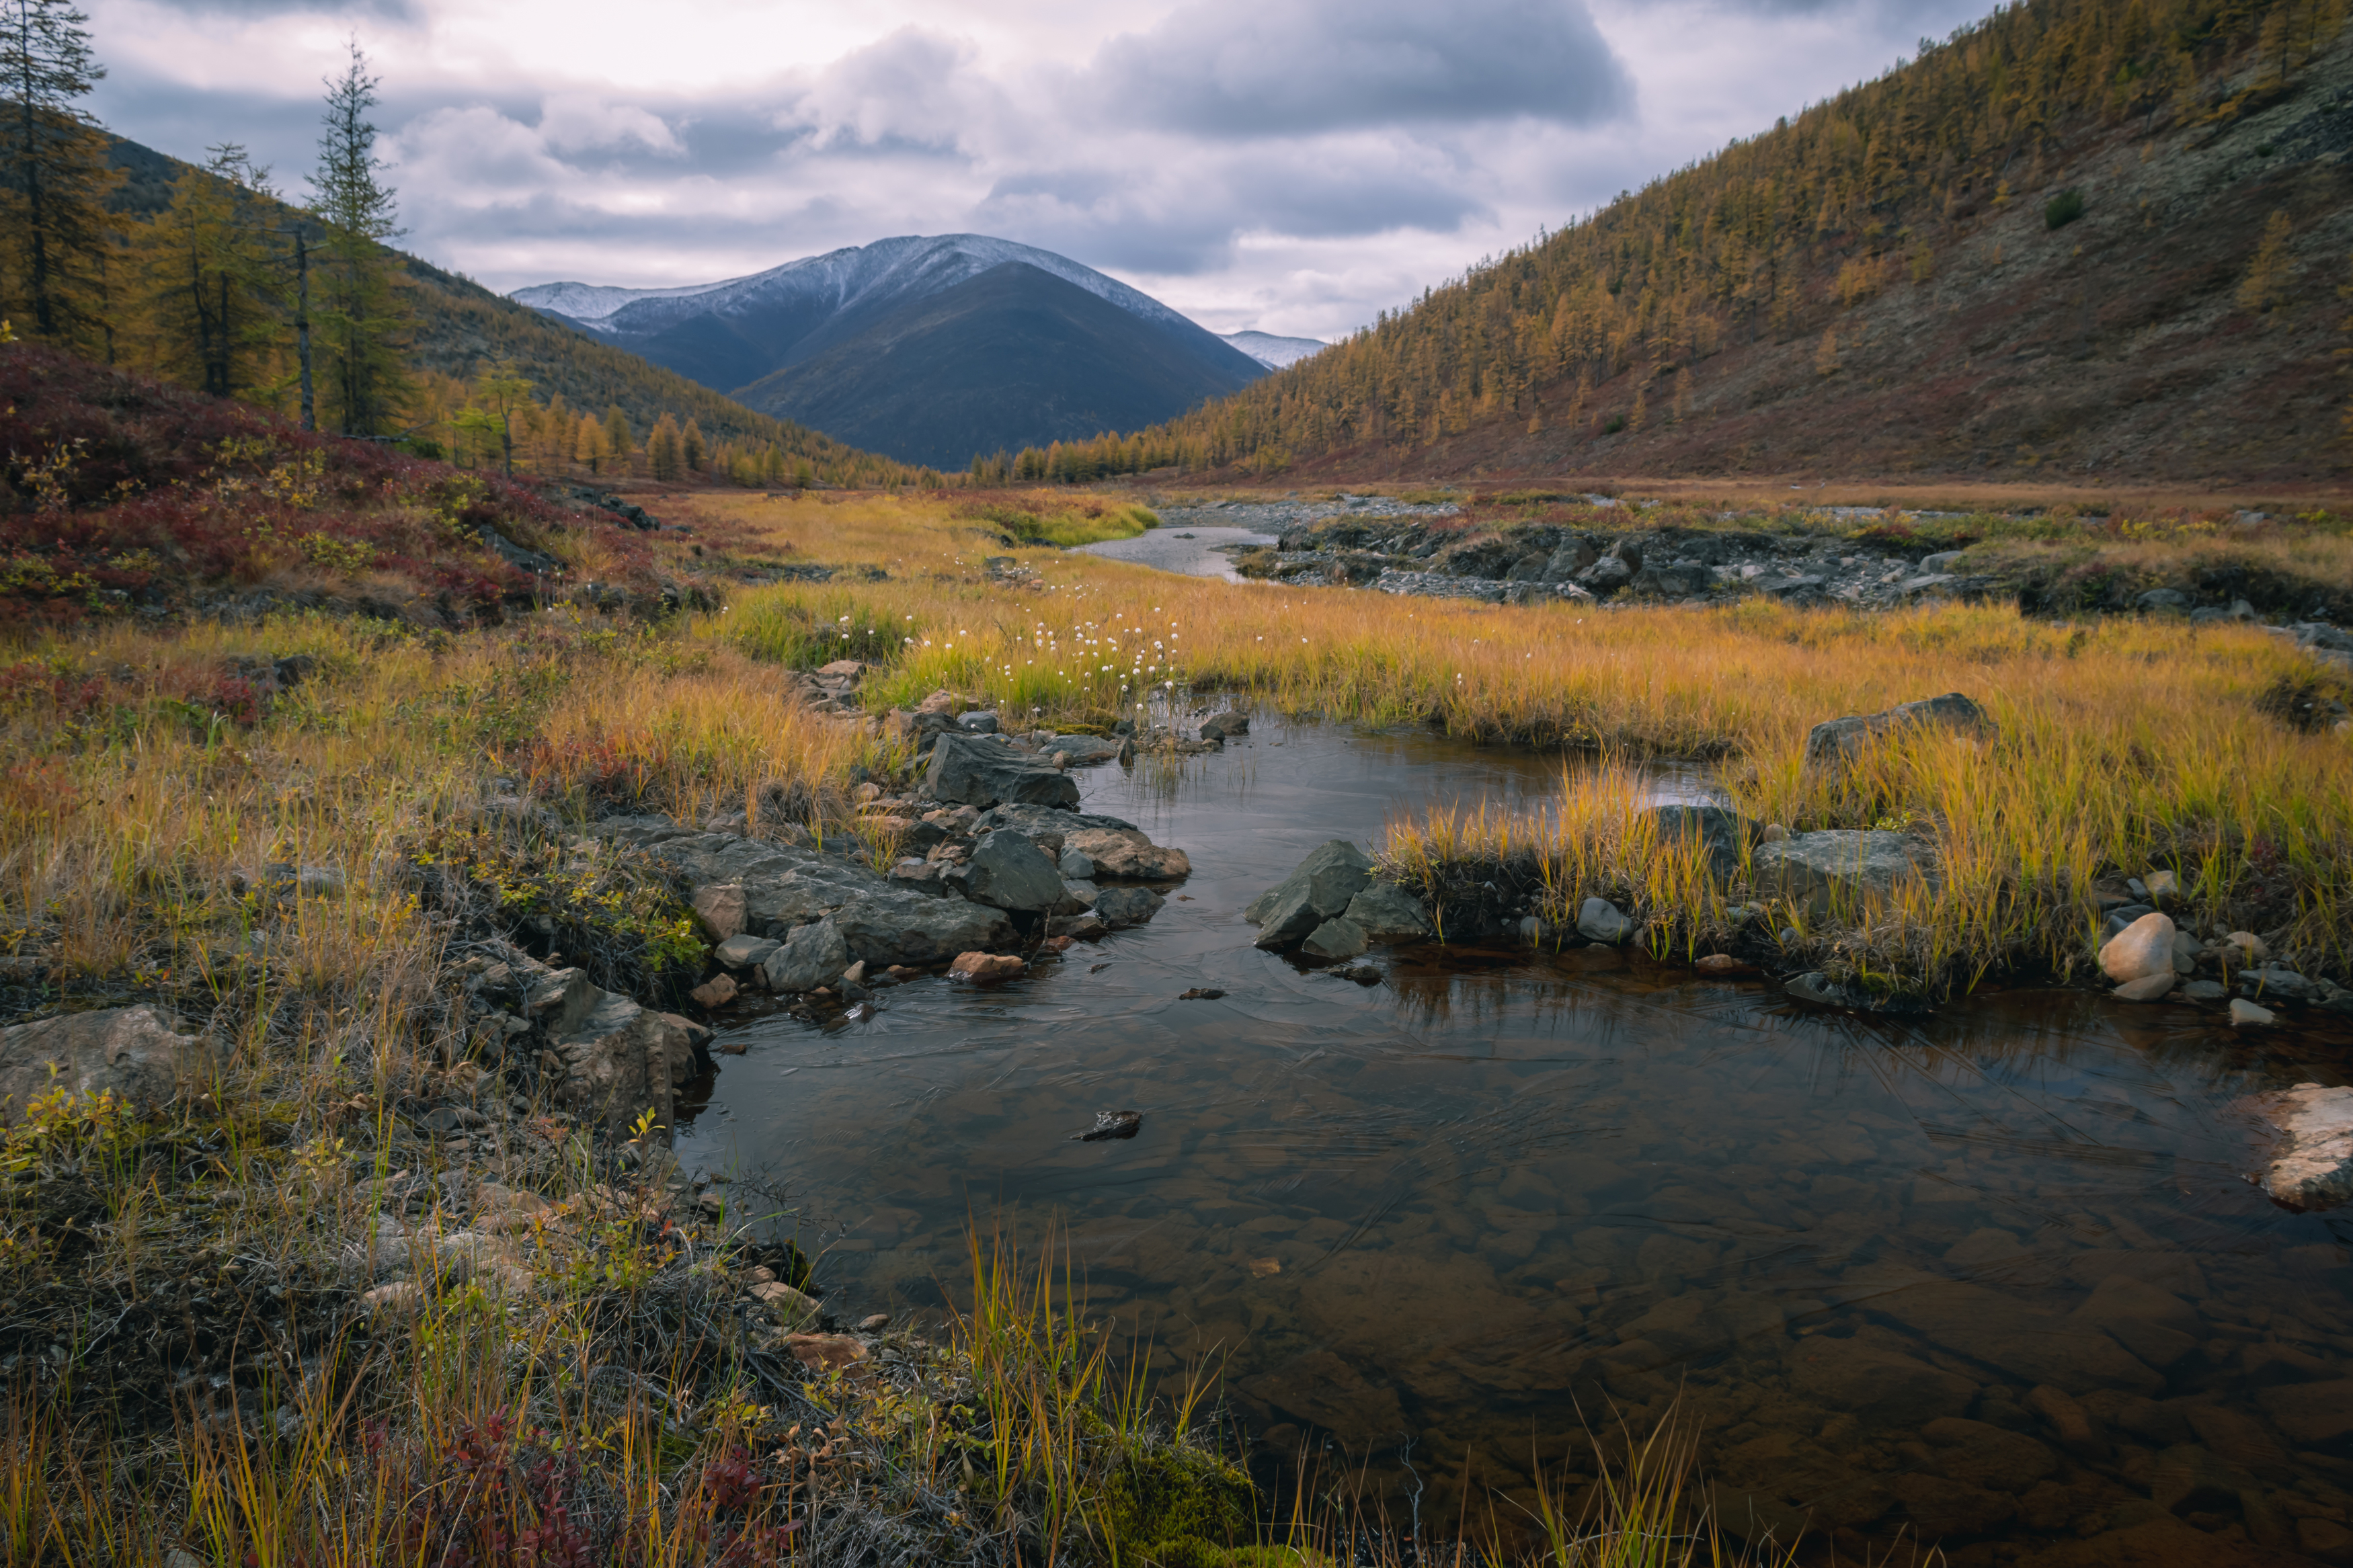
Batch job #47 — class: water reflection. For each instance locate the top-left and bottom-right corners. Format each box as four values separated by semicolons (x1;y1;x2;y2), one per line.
678;723;2353;1561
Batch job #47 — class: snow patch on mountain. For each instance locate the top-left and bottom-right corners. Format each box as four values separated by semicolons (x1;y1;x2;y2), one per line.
1222;331;1328;369
512;235;1198;337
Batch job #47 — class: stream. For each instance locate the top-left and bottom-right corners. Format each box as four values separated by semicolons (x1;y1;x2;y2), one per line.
677;723;2353;1563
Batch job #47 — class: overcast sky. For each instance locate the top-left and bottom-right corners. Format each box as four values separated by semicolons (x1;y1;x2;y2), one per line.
87;0;1993;341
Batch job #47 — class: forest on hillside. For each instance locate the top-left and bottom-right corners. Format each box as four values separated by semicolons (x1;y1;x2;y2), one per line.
1001;0;2348;483
1;14;933;492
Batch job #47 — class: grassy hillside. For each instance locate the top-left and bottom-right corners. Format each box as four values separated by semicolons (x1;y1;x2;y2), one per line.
101;134;901;468
1089;0;2352;487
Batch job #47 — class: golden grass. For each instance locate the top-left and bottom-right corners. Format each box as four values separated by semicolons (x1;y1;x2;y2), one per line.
2;484;2346;1562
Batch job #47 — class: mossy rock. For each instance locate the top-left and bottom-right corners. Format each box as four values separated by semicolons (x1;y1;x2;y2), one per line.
1101;1438;1256;1563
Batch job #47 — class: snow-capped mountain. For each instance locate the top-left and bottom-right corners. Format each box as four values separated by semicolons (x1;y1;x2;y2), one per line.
1222;331;1328;369
512;235;1269;468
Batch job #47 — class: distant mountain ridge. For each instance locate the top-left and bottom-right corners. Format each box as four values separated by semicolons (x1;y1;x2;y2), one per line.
512;234;1269;466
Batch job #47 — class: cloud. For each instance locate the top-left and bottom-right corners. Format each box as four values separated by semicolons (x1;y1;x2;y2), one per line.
783;28;1005;155
538;94;683;158
1086;0;1632;137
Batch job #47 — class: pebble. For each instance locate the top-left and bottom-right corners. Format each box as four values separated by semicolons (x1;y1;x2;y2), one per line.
2230;998;2276;1027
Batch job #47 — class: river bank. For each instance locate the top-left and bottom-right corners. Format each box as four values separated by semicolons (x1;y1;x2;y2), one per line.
5;453;2352;1563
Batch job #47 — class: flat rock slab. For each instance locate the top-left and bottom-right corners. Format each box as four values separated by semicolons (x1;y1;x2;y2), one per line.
1753;830;1934;917
0;1005;221;1122
924;732;1080;809
2231;1083;2353;1211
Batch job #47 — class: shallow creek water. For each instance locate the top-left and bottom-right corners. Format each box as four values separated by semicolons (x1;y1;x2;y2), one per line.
680;725;2353;1563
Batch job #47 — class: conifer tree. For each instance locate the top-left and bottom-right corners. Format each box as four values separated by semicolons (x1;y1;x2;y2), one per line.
310;40;411;436
681;417;705;473
136;146;285;401
468;358;533;477
647;411;682;481
0;0;118;347
602;406;633;474
574;411;608;474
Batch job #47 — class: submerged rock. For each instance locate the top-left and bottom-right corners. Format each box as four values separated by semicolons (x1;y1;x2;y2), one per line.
2232;1083;2353;1210
1199;711;1250;741
1093;886;1167;929
949;951;1025;984
0;1005;221;1123
1244;840;1374;950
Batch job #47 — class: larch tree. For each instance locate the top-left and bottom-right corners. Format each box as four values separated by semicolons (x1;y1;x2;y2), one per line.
310;39;411;436
136;145;286;401
0;0;118;347
680;417;705;473
646;412;682;481
469;358;533;477
602;406;633;473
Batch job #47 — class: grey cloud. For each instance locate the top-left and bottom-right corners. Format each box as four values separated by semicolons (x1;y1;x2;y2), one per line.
1088;0;1631;137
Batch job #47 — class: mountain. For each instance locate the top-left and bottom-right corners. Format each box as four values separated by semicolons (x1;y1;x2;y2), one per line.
1116;0;2352;487
512;234;1269;464
1222;331;1327;370
717;261;1274;469
98;134;888;466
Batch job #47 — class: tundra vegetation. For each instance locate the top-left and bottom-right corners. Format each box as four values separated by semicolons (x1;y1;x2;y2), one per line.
3;340;2349;1561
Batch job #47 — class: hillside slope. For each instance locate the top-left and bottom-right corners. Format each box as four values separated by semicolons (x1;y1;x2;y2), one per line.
100;136;880;463
1124;0;2353;487
731;262;1263;468
514;234;1267;462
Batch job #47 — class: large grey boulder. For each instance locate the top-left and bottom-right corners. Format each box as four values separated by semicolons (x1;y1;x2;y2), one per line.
951;831;1066;912
1245;841;1373;950
1645;804;1753;884
1344;882;1432;942
1544;540;1598;581
1300;917;1369;960
828;891;1014;968
762;918;850;993
0;1006;221;1124
1577;555;1634;595
1754;831;1934;917
1041;734;1123;766
1804;693;1991;776
2232;1084;2353;1211
923;733;1080;809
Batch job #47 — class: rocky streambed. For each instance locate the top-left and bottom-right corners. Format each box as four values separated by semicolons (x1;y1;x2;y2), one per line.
679;716;2353;1563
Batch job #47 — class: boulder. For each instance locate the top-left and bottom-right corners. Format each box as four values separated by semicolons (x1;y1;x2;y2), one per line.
2231;1083;2353;1211
714;934;779;971
1062;827;1191;880
1577;555;1634;595
2112;973;2175;1002
1244;841;1374;949
1803;692;1992;776
830;891;1013;967
2231;998;2276;1027
951;831;1066;912
1545;540;1599;581
1058;848;1096;878
1300;917;1369;960
2098;912;2177;983
762;919;850;993
690;974;738;1009
2241;966;2317;1002
549;990;694;1126
1040;734;1123;766
949;952;1025;984
0;1005;221;1124
1645;804;1754;884
1753;830;1933;917
1576;897;1634;943
1199;711;1250;741
690;882;746;941
1093;886;1166;929
1344;882;1432;942
922;732;1080;809
2137;588;2190;613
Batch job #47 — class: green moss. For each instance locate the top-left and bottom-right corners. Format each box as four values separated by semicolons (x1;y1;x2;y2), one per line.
1099;1435;1257;1565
